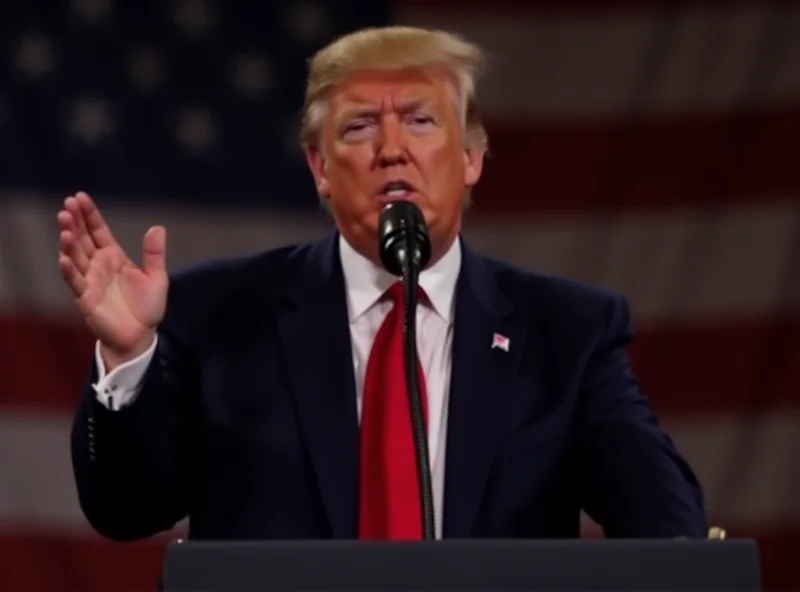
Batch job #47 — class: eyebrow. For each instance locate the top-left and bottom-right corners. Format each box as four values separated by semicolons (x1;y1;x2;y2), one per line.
338;98;433;122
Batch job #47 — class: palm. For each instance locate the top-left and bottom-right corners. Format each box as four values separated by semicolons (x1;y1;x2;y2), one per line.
79;245;167;351
58;192;169;356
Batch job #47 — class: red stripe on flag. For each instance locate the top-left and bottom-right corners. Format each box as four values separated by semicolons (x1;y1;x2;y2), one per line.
0;530;167;592
0;312;94;414
752;525;800;592
472;108;800;215
0;525;797;591
1;312;797;416
629;316;800;417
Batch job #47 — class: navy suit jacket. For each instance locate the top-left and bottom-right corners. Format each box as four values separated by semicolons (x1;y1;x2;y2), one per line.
71;230;707;541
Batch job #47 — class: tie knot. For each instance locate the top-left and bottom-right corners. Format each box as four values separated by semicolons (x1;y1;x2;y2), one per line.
386;281;426;304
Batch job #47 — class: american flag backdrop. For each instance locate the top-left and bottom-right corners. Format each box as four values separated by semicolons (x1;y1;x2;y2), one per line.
1;0;799;590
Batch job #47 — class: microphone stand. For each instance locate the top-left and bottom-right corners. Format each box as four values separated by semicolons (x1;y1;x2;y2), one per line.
400;227;436;541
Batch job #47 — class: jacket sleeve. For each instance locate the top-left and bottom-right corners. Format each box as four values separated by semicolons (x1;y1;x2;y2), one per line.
577;294;708;538
70;279;197;541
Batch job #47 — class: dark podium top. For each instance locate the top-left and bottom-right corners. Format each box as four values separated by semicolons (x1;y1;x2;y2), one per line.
160;539;761;592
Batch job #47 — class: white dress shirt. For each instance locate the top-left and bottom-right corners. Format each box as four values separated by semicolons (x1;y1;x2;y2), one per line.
91;234;461;538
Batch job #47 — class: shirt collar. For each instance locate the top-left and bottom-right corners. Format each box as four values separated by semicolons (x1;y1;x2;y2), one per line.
338;233;461;323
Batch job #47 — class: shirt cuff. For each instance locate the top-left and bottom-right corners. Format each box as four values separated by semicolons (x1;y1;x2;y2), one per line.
91;336;158;410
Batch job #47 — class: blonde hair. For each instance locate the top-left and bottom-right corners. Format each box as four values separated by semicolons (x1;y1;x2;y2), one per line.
300;26;488;152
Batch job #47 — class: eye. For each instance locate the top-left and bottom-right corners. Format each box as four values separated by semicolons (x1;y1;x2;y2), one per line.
345;121;368;131
341;119;375;141
406;114;435;132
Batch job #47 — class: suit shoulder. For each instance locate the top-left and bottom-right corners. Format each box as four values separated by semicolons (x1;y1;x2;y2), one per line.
485;256;629;331
164;241;317;313
489;256;623;307
168;242;309;290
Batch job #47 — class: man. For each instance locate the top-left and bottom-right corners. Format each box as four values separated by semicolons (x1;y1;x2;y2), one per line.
60;26;707;542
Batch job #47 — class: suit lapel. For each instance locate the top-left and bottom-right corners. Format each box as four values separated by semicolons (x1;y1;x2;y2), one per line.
443;243;526;537
275;231;360;538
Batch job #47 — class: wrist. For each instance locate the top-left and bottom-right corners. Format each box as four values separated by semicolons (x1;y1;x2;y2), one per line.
99;332;156;371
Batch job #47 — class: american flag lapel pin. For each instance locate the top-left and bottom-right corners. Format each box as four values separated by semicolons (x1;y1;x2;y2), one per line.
491;332;510;352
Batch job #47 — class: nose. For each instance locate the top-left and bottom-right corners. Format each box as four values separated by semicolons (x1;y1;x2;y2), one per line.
375;116;407;167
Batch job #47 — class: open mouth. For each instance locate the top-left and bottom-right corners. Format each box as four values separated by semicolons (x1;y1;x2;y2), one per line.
378;180;416;200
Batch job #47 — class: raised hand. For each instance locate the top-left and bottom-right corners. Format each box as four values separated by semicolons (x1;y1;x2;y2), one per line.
57;191;169;369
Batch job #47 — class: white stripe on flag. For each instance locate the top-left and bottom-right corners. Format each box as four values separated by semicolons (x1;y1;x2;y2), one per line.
398;4;800;117
0;411;798;530
1;195;797;321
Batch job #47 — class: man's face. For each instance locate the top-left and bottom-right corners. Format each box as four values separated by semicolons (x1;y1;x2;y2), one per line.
306;67;484;266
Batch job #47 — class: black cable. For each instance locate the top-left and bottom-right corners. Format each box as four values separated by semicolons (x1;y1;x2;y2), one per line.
401;231;436;541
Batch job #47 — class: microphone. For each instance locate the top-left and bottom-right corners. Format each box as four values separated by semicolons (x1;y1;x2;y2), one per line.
378;201;431;276
377;201;435;541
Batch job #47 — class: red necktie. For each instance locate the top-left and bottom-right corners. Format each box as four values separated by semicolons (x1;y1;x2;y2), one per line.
358;281;428;540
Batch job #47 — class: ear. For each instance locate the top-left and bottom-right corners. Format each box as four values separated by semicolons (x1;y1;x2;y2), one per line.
463;146;485;188
305;146;331;198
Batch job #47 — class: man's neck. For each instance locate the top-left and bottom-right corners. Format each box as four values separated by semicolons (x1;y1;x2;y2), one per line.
338;232;462;323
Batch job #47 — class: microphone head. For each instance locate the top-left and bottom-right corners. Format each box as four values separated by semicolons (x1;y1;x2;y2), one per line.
378;201;431;276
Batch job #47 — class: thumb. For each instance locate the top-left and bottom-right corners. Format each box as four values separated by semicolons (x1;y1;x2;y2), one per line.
141;225;167;276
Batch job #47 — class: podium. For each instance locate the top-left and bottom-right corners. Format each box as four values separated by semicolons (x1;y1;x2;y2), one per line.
160;538;762;591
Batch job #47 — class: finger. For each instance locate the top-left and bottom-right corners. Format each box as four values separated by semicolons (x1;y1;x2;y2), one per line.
60;229;90;274
75;191;116;249
62;196;96;258
57;210;91;266
141;225;167;276
58;253;87;298
56;209;74;235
